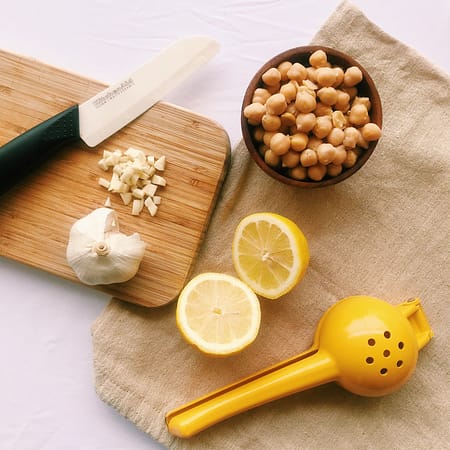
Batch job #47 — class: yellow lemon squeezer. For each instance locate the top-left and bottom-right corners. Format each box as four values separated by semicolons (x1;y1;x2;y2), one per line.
166;296;433;438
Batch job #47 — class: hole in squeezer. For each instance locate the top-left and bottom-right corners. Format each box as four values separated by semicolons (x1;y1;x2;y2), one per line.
368;338;376;346
398;341;404;349
397;360;403;367
366;357;374;364
384;331;391;339
383;349;390;357
380;368;388;375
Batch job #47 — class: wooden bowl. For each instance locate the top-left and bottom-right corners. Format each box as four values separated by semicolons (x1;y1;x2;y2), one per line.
241;46;382;188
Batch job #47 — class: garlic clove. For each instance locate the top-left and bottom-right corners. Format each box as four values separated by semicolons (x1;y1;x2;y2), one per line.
66;207;146;285
69;207;119;242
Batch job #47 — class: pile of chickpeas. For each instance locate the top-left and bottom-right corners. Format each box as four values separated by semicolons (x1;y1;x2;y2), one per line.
243;49;381;182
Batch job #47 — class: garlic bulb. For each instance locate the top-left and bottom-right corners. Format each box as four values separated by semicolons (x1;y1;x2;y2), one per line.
66;207;146;285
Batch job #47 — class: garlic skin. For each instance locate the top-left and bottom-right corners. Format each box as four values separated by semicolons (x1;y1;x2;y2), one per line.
66;207;146;285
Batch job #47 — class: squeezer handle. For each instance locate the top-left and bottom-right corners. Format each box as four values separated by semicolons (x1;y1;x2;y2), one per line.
166;350;337;438
396;298;434;350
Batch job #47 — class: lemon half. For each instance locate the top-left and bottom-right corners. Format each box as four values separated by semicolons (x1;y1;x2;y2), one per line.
176;272;261;356
232;212;310;299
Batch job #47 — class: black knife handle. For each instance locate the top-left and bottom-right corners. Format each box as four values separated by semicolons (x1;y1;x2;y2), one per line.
0;104;80;195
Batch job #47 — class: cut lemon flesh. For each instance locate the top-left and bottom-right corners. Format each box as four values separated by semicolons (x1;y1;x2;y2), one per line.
176;272;261;356
232;212;309;299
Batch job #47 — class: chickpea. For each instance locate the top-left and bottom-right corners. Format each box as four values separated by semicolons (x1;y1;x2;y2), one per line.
308;163;327;181
316;67;337;87
243;102;266;125
286;102;298;116
290;132;308;151
327;163;343;177
343;127;360;148
295;91;317;113
327;127;345;146
280;112;296;127
317;143;337;165
300;148;318;167
331;110;347;129
317;87;338;106
332;67;345;87
270;133;291;155
282;151;301;168
266;83;281;94
278;60;293;81
253;127;265;142
298;85;316;98
263;131;276;146
342;149;359;168
262;67;282;86
261;114;281;132
280;82;297;103
252;88;271;104
340;86;358;100
287;62;307;82
353;96;371;110
296;113;316;133
289;165;307;180
343;66;363;87
312;115;332;139
305;66;317;82
308;136;322;150
264;149;280;167
333;145;347;165
315;103;333;117
334;90;351;112
309;49;328;68
349;104;370;126
357;129;369;149
266;93;287;115
361;123;382;141
303;79;318;91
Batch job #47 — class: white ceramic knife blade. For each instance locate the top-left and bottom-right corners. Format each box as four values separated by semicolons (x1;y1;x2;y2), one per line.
0;36;219;194
79;36;219;147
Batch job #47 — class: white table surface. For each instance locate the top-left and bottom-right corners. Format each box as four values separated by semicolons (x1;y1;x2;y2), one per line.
1;1;449;449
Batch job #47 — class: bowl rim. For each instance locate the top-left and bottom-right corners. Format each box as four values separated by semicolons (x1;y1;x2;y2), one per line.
241;45;383;188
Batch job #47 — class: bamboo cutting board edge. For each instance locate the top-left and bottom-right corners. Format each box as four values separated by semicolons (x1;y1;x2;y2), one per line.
0;49;231;307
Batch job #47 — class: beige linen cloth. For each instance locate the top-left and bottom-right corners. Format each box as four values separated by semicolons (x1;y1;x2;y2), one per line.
91;2;450;448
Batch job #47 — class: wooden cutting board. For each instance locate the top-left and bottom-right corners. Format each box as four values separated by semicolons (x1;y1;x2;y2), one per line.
0;49;230;307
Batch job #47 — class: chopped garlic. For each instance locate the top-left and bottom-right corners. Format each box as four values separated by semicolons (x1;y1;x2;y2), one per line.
98;159;109;171
143;183;157;197
120;192;133;206
144;196;158;216
151;174;166;186
97;147;166;218
98;177;110;189
131;198;144;216
104;196;112;207
109;177;127;193
125;147;144;160
132;188;145;199
154;156;166;171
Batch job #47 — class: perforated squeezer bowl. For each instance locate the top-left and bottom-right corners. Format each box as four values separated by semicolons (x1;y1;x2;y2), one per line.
166;296;433;438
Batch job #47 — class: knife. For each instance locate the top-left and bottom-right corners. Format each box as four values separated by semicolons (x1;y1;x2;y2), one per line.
0;36;219;195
